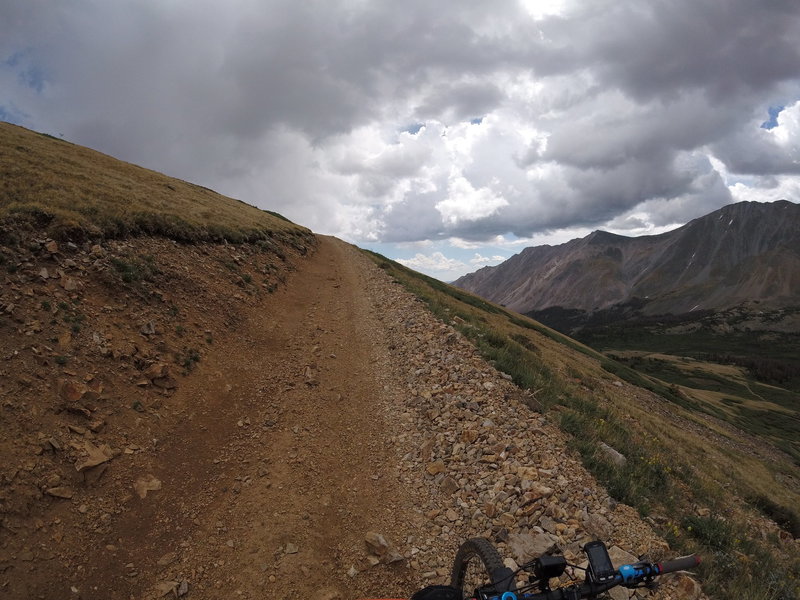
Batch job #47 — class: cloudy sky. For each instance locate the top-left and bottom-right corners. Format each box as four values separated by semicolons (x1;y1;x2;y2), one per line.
3;0;800;280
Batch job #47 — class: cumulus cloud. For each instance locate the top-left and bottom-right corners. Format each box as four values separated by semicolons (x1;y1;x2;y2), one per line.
436;176;509;226
2;0;799;260
395;252;466;273
470;253;507;265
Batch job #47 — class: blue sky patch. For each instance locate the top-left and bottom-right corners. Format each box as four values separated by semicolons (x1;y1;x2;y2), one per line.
5;49;46;93
0;103;28;125
761;105;784;130
403;122;425;135
470;117;483;125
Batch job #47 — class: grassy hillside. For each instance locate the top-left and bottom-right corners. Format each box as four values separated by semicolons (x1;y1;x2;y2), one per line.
607;352;800;463
0;122;313;248
364;250;800;600
564;306;800;463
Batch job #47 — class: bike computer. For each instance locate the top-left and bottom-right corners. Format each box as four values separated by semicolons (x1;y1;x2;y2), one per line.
584;541;616;583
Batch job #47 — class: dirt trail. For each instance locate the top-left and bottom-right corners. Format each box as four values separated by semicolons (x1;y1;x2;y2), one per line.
4;235;707;600
75;236;422;599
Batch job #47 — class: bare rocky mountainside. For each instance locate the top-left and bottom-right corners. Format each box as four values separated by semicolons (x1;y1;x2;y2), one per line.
2;124;799;599
454;200;800;318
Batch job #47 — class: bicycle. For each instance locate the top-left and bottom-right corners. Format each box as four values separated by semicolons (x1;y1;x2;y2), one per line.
449;537;701;600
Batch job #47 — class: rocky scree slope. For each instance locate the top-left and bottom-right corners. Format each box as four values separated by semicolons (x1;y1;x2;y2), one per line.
454;200;800;316
353;249;706;600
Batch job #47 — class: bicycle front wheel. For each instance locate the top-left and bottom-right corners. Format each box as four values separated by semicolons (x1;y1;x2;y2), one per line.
450;538;516;599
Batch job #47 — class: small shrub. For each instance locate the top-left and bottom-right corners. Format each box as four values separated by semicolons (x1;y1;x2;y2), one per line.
683;515;736;551
560;410;586;437
111;255;159;283
221;259;238;272
177;347;201;372
510;332;539;353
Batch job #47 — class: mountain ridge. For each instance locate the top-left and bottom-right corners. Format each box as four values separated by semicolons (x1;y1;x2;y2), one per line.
455;200;800;316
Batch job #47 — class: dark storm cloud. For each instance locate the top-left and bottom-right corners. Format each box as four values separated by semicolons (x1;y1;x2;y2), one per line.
415;80;505;123
711;127;800;175
527;0;800;173
554;0;800;102
1;1;537;176
1;0;799;246
536;91;733;170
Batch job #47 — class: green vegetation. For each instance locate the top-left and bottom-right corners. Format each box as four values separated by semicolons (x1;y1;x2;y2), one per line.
574;308;800;391
508;313;602;359
111;254;160;283
362;249;800;600
57;302;85;333
680;515;799;600
736;407;800;464
608;353;800;465
599;357;695;409
684;515;737;551
558;398;679;516
177;347;201;372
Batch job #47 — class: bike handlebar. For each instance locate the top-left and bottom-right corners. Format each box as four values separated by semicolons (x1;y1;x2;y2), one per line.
486;555;701;600
657;554;702;574
616;554;700;586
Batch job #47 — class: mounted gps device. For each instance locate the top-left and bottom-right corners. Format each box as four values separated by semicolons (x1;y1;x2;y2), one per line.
584;541;616;583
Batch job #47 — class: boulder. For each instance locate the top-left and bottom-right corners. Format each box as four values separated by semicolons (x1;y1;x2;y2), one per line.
506;532;560;564
598;442;627;468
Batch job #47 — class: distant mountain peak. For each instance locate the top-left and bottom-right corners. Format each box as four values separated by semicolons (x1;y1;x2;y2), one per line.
454;200;800;315
585;229;628;244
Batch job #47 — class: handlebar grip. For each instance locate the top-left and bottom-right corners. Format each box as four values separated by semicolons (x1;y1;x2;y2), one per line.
658;555;701;574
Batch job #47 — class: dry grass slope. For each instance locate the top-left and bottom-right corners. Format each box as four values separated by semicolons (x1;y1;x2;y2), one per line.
0;122;313;247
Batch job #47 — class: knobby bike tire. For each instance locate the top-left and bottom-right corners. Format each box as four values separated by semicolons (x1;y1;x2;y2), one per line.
450;538;516;599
